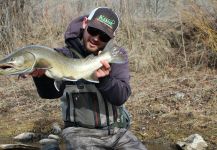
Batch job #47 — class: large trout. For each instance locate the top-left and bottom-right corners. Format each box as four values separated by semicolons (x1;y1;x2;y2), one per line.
0;40;125;83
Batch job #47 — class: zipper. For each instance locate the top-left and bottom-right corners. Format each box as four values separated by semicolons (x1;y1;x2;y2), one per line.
93;93;100;128
112;105;118;122
93;98;99;127
66;93;70;121
104;99;110;135
71;93;77;126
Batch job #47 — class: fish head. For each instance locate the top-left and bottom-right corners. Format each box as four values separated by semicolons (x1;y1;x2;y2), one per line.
0;51;36;75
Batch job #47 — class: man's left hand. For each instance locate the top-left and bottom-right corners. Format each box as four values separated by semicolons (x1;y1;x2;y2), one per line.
95;60;111;78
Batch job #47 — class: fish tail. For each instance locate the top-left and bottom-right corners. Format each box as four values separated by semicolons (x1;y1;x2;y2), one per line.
110;46;126;64
103;40;126;64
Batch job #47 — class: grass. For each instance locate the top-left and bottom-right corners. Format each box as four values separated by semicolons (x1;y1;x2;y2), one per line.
127;68;217;148
179;2;217;68
0;0;217;149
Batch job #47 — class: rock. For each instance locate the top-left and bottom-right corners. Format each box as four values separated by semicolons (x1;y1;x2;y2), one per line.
0;144;39;150
176;134;208;150
39;138;60;150
175;92;185;100
13;132;36;142
48;134;60;140
39;138;58;145
52;122;61;134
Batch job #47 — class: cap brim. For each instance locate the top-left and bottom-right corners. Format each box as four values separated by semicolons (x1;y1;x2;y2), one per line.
88;21;114;38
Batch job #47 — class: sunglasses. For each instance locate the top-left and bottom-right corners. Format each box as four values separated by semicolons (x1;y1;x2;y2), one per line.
87;26;111;42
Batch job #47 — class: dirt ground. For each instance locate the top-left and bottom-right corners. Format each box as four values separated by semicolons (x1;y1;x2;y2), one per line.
0;68;216;149
128;68;217;149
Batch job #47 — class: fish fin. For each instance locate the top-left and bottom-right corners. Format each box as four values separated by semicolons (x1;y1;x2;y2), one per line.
109;48;126;64
84;73;99;83
101;39;126;64
63;77;78;82
100;39;116;53
54;80;62;92
86;79;99;83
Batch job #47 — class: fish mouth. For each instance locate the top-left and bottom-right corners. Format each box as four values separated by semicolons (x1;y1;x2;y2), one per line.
0;63;31;75
0;64;15;70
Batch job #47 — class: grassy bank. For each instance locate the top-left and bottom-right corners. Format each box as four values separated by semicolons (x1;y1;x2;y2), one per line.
0;0;217;149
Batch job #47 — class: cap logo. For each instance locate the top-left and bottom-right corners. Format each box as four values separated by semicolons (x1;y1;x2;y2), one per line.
97;15;115;29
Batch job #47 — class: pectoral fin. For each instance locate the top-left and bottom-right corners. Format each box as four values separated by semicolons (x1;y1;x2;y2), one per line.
84;73;99;83
60;74;99;84
63;77;78;82
54;80;62;92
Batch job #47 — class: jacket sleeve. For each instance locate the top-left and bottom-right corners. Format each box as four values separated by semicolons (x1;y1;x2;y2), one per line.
33;75;64;99
96;48;131;106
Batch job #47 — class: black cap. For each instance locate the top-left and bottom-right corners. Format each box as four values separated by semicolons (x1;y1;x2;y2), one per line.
87;7;119;38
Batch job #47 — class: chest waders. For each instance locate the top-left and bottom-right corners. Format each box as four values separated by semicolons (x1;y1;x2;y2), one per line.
60;47;131;134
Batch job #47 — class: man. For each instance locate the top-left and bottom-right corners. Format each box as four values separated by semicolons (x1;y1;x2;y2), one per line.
32;7;147;150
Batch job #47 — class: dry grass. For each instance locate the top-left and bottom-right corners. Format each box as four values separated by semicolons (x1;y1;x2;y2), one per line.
179;2;217;68
185;4;217;53
0;0;175;73
0;76;62;137
0;0;217;149
0;0;71;54
1;1;217;71
127;68;217;148
117;22;172;73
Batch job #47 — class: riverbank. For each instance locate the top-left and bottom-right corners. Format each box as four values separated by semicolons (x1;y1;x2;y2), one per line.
0;68;216;149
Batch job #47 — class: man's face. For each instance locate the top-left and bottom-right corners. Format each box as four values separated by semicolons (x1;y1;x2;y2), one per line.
83;26;111;54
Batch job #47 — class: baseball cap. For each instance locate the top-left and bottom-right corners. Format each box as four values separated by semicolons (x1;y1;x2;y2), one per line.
87;7;119;38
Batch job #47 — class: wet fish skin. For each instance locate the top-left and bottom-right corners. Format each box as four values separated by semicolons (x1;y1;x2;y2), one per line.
0;40;125;83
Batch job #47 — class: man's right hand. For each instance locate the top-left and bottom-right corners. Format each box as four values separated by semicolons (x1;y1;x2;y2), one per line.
19;69;45;79
30;69;46;77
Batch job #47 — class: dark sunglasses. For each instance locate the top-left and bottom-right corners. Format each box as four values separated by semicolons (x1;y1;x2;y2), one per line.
87;26;111;42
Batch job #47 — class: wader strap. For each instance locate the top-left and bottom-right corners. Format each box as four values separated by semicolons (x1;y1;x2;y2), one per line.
104;100;111;135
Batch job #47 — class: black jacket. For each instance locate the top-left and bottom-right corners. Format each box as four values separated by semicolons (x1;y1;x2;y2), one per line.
33;16;131;106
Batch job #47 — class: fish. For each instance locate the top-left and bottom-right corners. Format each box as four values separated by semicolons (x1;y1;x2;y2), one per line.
0;40;126;85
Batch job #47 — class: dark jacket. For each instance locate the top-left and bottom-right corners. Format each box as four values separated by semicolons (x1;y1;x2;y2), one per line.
33;16;131;106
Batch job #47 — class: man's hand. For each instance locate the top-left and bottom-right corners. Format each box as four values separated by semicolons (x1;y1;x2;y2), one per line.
95;60;111;78
18;69;45;79
30;69;46;77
